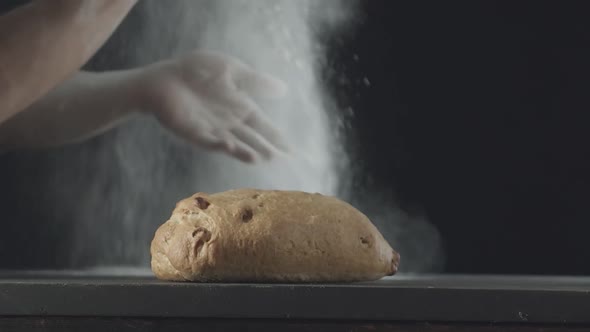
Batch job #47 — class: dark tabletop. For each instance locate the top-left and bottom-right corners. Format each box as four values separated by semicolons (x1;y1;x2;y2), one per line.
0;270;589;325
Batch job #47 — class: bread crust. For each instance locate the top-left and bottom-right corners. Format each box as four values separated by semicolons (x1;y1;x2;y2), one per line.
150;189;400;282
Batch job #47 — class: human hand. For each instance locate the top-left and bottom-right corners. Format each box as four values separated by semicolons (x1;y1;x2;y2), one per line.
134;51;289;163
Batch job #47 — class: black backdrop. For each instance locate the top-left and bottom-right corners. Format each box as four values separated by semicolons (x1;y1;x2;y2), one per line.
2;0;590;275
338;0;590;275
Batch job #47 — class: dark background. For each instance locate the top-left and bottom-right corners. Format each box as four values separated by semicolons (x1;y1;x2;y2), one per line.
2;0;590;275
335;0;590;275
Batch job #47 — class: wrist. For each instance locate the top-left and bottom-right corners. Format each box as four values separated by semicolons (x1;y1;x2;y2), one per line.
83;69;146;116
125;61;179;116
117;68;151;114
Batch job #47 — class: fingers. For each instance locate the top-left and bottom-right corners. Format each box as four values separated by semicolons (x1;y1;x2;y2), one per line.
231;126;274;161
245;113;290;153
184;50;288;100
225;139;257;163
195;130;257;163
212;82;291;160
232;63;288;99
204;117;289;163
218;91;263;120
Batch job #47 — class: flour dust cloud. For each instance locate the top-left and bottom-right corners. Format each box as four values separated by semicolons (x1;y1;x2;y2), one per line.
62;0;443;273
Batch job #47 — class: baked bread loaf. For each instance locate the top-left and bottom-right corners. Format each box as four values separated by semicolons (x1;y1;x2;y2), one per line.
150;189;400;282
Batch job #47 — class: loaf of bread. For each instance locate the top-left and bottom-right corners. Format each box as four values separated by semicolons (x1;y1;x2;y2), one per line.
150;189;400;282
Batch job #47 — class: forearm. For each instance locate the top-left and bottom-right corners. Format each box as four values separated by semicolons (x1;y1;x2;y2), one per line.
0;0;137;124
0;70;143;151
